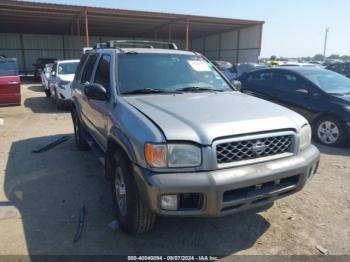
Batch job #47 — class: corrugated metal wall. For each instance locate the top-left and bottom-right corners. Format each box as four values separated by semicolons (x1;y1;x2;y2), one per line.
0;27;260;74
0;33;187;74
191;24;262;64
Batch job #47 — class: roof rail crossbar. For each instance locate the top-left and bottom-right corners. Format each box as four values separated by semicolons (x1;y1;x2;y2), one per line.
94;40;178;50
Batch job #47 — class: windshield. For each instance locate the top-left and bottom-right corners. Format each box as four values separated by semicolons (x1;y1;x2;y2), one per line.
118;54;233;94
214;61;233;70
0;60;18;77
58;62;79;75
300;69;350;95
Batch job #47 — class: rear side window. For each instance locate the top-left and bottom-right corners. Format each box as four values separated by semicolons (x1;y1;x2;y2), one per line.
94;55;111;90
74;53;89;80
0;60;18;77
247;71;274;88
81;53;98;83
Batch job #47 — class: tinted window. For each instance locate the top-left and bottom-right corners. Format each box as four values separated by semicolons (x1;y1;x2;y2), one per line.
81;53;98;83
94;55;111;90
300;69;350;95
274;73;305;92
74;53;89;81
118;54;232;94
246;71;274;87
58;62;79;75
0;60;18;77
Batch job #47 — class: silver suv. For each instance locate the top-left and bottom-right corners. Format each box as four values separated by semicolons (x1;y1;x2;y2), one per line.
70;40;320;234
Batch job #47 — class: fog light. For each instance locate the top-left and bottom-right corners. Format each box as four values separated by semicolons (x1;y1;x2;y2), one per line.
160;195;178;211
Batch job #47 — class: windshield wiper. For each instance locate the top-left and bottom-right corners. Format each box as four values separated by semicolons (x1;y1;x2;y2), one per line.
122;88;180;95
175;86;225;92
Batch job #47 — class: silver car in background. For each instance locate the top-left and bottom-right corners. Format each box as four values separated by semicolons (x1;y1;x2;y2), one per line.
49;59;79;109
41;63;53;97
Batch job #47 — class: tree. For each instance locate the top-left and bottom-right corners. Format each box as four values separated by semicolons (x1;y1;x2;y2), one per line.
328;54;340;59
313;54;325;61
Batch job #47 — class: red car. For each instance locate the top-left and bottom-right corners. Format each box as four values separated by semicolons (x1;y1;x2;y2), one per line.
0;58;21;106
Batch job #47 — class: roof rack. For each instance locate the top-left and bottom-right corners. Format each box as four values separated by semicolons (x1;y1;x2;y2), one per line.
94;40;178;50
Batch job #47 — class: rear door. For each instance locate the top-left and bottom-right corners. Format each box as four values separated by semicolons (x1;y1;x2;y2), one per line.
240;70;276;101
0;59;21;106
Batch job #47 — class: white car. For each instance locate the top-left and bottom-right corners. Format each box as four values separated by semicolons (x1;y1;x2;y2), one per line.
41;63;53;97
49;59;79;109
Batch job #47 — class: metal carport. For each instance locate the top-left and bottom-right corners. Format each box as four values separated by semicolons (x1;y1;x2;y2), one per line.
0;0;264;74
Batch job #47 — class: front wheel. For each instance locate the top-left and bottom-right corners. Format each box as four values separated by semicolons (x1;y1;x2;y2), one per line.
110;151;156;234
45;88;51;98
314;117;348;147
72;110;90;151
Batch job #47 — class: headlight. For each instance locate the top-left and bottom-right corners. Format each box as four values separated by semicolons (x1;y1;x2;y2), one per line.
58;80;71;89
299;124;312;150
145;143;201;168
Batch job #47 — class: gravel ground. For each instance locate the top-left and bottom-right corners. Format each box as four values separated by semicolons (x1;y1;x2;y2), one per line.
0;82;349;257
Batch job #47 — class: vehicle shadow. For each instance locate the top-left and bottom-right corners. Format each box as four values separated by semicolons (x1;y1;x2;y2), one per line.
27;85;44;93
314;142;350;157
23;97;69;114
3;135;270;256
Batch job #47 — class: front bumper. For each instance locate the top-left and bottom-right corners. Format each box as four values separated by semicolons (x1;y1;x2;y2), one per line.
57;85;72;101
133;145;320;217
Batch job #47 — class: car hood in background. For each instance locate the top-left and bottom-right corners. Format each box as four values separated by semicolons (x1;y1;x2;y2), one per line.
58;74;75;82
124;92;307;145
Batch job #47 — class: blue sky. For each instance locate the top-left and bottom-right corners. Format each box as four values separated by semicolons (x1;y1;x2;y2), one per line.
24;0;350;57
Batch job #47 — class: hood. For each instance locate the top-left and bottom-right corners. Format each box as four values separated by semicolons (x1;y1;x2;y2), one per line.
58;74;74;82
124;92;308;145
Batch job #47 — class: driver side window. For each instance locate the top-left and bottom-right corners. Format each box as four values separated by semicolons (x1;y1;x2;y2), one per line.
94;54;111;91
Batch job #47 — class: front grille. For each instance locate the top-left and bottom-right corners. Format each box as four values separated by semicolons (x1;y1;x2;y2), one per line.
216;135;293;164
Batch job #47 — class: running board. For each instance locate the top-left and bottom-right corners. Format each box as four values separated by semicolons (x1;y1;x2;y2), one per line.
84;133;106;166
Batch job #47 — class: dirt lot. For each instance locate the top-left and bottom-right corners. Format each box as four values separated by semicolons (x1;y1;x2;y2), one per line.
0;82;349;257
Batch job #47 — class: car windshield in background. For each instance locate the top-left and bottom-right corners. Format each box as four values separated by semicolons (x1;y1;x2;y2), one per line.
58;62;79;75
215;61;233;70
118;54;233;94
0;60;18;77
300;69;350;95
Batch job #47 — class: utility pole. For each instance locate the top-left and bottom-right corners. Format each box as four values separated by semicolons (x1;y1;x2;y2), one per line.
323;28;330;57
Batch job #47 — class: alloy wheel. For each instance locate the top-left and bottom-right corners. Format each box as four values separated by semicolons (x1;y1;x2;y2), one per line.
317;120;339;145
114;167;127;216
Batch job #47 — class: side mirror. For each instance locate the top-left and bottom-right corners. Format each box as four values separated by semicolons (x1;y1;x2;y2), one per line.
84;83;107;101
231;80;242;91
295;89;309;97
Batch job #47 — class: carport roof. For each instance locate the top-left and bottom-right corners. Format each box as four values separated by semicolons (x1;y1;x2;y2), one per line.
0;0;264;39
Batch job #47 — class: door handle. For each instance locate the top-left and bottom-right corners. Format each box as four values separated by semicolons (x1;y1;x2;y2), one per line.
7;81;19;85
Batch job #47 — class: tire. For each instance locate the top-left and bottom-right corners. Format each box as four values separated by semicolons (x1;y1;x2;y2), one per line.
110;151;156;234
45;88;51;98
54;88;65;110
72;110;90;151
314;116;348;147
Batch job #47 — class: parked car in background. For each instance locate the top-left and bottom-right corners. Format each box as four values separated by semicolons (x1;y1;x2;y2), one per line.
212;60;237;81
32;58;56;82
41;63;53;97
49;59;79;109
236;63;267;77
71;40;320;234
326;62;350;78
280;62;321;68
0;58;21;106
238;67;350;147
